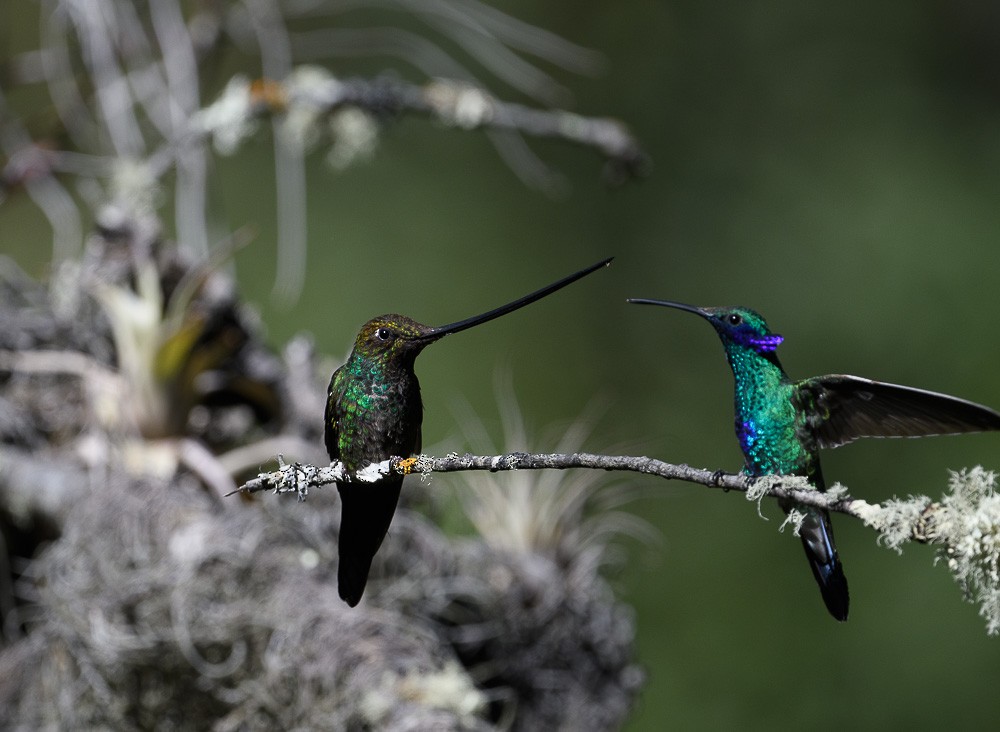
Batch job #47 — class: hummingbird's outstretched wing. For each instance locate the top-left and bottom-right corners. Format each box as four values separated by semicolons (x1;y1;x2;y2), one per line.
794;375;1000;449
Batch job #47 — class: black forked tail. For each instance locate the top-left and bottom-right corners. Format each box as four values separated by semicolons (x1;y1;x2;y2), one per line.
336;481;402;607
799;507;850;621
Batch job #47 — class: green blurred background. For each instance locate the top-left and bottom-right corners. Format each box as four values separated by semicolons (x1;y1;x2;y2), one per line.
4;1;1000;728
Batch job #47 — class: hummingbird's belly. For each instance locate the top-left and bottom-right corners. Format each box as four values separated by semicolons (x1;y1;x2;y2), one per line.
342;407;415;467
737;414;810;477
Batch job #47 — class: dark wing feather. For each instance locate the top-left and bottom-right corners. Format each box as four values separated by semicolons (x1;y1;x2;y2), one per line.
324;366;346;460
794;375;1000;449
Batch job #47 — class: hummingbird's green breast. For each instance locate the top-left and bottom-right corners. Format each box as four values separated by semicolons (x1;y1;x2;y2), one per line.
326;349;423;474
726;341;815;480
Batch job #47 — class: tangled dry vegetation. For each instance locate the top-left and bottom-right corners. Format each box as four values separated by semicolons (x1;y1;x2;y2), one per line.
0;229;642;730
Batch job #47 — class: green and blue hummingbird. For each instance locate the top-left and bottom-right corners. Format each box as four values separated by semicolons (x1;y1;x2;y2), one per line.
326;257;612;606
627;298;1000;621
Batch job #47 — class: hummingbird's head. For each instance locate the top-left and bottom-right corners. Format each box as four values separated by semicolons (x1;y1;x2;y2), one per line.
347;257;614;369
352;314;440;364
698;306;784;353
626;299;784;354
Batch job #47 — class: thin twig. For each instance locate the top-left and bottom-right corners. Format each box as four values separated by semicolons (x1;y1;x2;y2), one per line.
334;76;649;179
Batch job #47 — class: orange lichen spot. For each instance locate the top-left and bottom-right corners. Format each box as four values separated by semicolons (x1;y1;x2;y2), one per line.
397;457;420;475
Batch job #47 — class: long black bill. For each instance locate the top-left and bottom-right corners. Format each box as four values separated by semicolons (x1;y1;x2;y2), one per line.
626;297;707;318
425;256;614;338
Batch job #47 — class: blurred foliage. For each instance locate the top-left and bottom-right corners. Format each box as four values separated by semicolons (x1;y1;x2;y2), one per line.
3;0;1000;729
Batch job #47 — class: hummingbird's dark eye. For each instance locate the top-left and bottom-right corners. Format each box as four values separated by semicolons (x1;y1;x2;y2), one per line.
727;313;743;326
376;327;392;341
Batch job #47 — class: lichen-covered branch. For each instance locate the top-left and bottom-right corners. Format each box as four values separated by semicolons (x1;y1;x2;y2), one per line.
232;451;889;534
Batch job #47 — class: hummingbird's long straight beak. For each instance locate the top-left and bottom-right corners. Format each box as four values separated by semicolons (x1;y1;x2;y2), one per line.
424;256;614;339
626;298;708;318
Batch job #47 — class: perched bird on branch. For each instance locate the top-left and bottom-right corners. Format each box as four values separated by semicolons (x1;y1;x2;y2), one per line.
629;298;1000;621
326;257;612;606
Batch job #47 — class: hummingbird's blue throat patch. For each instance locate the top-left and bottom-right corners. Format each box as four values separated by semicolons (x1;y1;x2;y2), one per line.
733;330;784;352
751;333;784;351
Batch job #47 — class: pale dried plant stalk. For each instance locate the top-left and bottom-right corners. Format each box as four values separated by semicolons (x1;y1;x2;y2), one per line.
452;370;654;573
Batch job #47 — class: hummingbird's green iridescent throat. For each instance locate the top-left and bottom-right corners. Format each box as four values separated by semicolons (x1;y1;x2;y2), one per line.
326;256;612;606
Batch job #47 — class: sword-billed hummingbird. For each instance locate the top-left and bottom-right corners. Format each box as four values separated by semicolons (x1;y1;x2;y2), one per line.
628;298;1000;621
326;257;612;606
